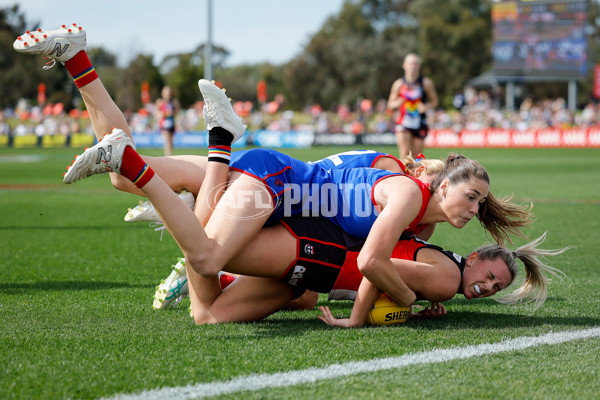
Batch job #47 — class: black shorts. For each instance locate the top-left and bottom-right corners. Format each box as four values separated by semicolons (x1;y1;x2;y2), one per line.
396;117;429;139
397;126;428;139
278;217;354;298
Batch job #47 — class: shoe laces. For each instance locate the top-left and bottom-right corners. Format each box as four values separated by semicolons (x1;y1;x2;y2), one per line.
42;57;57;70
149;222;166;241
171;294;188;308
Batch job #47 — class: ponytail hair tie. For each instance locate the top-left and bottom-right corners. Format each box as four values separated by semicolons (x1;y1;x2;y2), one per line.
512;251;518;259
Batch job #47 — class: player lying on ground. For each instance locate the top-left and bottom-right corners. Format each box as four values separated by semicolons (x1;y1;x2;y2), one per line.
152;156;445;311
11;22;440;315
16;24;535;325
59;121;536;322
152;215;568;326
59;121;544;326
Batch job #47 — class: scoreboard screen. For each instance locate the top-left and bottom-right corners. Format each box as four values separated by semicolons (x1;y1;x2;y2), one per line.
492;0;588;78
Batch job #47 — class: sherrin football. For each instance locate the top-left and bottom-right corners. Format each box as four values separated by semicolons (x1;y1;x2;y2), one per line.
366;294;410;326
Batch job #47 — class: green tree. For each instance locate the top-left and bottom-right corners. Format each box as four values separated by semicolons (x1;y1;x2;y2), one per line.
160;43;230;108
115;54;162;112
4;0;599;113
161;53;203;109
410;0;492;107
283;0;389;109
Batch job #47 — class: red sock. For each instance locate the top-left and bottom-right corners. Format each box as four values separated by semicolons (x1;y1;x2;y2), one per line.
120;147;155;188
64;51;99;88
219;273;237;289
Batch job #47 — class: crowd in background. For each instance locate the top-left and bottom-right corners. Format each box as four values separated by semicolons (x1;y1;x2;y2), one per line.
2;87;600;141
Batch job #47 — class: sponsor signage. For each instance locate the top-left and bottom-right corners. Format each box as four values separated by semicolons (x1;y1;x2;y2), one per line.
3;128;600;148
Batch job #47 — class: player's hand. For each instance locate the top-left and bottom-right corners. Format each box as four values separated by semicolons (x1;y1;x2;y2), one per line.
318;306;352;328
410;302;446;318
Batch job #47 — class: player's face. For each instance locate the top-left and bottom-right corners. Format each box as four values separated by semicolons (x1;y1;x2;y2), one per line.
461;254;512;299
440;177;488;229
403;55;421;75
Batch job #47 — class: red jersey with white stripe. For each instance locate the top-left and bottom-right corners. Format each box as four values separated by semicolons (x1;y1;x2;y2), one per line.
277;217;464;300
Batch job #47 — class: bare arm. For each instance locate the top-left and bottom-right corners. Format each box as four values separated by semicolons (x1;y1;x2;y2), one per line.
420;77;439;112
319;248;459;327
390;249;461;302
387;79;404;110
356;177;423;307
319;277;381;327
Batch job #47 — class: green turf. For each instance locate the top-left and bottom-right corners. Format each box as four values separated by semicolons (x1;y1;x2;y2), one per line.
1;146;599;399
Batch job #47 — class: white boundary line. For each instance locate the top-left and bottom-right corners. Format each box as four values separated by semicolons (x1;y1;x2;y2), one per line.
102;327;600;400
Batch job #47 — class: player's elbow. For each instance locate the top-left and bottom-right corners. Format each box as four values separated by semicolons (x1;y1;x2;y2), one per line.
356;253;381;277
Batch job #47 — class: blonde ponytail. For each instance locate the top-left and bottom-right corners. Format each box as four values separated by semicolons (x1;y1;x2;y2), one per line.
474;232;570;309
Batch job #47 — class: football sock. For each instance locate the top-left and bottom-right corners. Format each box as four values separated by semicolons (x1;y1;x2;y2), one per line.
208;127;234;164
219;273;237;289
120;146;155;188
64;51;99;88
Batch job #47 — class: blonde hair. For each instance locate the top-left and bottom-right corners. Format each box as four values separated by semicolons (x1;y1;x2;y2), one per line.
403;153;445;176
431;153;534;246
473;232;570;310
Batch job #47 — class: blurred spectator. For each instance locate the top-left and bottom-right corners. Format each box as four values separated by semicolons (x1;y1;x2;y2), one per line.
0;112;10;136
155;86;180;156
387;53;439;158
4;91;600;148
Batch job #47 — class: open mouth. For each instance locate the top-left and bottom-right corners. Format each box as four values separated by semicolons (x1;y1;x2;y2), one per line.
474;284;482;295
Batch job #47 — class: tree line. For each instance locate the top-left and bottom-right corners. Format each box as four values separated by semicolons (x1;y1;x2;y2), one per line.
2;0;600;113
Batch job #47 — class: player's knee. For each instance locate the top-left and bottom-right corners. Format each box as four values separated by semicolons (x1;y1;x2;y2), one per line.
285;291;318;310
191;308;217;325
185;253;219;277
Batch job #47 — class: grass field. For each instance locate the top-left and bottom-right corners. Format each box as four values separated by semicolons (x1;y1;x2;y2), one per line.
1;145;600;400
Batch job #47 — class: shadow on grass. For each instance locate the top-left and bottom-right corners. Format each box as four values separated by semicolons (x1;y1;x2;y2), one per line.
197;311;600;342
200;318;327;340
0;280;148;293
0;225;149;230
405;310;600;331
310;297;600;331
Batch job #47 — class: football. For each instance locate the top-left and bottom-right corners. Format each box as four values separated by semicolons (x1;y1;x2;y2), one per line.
366;294;410;326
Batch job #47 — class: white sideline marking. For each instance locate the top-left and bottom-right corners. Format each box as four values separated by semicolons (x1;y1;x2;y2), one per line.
102;327;600;400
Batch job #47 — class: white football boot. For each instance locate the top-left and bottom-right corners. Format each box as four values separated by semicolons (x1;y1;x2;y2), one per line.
153;258;189;310
63;128;133;184
13;23;86;69
124;190;195;223
198;79;246;143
